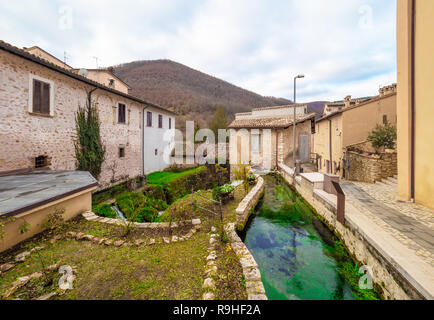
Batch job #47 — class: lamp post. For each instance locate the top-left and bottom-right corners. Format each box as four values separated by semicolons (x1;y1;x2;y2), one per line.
293;74;305;171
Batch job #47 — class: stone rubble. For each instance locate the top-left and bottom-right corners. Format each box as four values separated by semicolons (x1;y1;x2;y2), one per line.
202;226;219;300
57;219;201;249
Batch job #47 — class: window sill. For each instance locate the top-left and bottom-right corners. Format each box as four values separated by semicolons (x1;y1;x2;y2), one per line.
28;112;53;118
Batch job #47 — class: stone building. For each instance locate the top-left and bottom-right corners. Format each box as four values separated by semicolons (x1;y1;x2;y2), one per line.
313;84;397;177
228;105;316;173
397;0;434;209
0;40;176;187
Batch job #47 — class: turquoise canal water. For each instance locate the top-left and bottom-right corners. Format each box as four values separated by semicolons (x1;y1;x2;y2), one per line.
241;175;356;300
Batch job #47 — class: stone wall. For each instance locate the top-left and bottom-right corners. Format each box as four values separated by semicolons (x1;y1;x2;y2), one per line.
224;223;267;300
0;49;174;187
345;150;397;183
278;164;425;300
235;175;264;228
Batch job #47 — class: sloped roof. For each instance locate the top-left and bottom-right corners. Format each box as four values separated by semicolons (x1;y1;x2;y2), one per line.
0;40;176;115
228;113;316;129
0;170;98;217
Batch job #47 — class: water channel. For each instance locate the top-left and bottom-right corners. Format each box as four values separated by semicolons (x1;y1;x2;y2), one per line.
240;174;357;300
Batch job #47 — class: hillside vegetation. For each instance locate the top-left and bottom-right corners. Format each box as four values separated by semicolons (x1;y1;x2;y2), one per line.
114;60;291;131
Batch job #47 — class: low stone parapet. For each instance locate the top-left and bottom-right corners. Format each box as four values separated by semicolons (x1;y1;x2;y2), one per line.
224;223;267;300
235;175;264;228
82;211;201;231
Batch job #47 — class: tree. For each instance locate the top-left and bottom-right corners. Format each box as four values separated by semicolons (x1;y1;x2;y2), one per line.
367;122;397;151
74;103;106;179
209;106;228;138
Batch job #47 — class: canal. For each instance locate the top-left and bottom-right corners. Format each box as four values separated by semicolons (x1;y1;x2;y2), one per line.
240;174;369;300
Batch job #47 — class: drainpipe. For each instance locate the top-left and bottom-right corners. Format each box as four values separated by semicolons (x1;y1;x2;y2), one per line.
142;106;149;177
87;87;98;111
328;119;332;174
410;0;416;201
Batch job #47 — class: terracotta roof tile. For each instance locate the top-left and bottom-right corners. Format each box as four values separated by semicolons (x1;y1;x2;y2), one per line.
228;113;316;129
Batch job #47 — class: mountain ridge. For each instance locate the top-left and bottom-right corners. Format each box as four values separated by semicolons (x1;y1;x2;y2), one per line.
113;59;293;131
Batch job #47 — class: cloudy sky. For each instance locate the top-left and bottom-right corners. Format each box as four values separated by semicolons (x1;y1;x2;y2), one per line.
0;0;397;102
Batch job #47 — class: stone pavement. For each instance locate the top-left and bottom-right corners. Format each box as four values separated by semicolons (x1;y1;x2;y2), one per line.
341;179;434;266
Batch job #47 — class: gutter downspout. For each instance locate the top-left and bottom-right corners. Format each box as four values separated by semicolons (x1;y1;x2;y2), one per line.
328;119;332;174
87;87;98;111
142;106;149;177
410;0;416;201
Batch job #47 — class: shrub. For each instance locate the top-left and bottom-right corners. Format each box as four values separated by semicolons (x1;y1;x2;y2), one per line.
212;184;235;203
115;192;167;223
93;204;117;219
367;122;397;150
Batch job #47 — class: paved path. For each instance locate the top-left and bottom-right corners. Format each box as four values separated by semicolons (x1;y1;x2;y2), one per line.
341;181;434;262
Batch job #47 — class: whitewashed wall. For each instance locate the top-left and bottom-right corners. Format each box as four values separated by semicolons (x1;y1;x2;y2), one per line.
142;109;175;174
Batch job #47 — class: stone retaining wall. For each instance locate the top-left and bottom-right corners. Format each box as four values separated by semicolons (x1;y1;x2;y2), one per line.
224;223;267;300
345;150;397;183
82;211;201;230
278;165;422;300
235;175;264;229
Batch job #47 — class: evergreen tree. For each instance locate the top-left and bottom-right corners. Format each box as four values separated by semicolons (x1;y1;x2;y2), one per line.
74;103;106;179
209;106;228;138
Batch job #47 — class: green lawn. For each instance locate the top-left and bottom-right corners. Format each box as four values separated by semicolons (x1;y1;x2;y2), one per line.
146;167;205;185
0;184;248;300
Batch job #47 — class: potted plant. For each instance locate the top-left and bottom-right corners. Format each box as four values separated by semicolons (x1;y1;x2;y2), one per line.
247;173;256;185
212;184;235;204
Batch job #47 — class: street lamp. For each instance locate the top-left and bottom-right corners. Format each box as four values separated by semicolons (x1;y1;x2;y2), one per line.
293;74;305;171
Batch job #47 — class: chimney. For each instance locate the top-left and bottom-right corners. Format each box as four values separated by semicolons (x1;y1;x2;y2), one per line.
344;95;352;108
379;83;397;97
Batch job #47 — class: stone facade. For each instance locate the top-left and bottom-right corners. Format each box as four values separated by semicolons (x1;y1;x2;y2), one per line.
345;150;397;183
0;46;175;186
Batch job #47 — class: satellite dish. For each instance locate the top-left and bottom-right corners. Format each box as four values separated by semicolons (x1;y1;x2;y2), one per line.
78;68;88;77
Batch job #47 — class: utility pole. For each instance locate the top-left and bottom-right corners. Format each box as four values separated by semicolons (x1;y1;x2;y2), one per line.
93;56;99;69
293;74;305;171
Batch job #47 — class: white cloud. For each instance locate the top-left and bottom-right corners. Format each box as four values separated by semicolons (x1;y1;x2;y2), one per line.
0;0;397;102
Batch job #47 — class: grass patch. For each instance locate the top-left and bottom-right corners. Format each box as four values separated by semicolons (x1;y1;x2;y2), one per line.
147;167;205;186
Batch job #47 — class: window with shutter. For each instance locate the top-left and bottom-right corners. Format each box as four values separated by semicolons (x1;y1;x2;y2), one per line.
33;80;41;113
32;79;51;115
118;103;126;124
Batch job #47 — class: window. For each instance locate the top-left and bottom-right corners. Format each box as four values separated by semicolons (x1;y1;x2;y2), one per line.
383;115;388;124
118;103;126;124
158;114;163;128
169;117;172;129
109;79;115;87
32;79;50;115
155;149;158;156
147;111;152;127
251;134;261;153
119;147;125;158
34;155;48;169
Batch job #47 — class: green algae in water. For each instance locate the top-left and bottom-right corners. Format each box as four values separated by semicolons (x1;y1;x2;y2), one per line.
243;175;379;300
